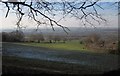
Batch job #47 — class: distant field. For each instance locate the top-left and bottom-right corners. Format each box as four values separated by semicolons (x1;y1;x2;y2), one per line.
14;39;117;53
14;40;88;52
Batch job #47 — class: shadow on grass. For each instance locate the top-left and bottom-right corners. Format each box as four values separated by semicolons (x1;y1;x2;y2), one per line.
2;56;106;75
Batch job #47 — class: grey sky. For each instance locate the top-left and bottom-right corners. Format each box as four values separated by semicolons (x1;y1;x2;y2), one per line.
0;1;118;30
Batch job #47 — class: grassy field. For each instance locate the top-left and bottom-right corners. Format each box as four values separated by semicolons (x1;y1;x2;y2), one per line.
3;56;103;74
15;40;88;52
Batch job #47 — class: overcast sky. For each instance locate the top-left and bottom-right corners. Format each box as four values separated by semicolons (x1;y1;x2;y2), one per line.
0;1;118;30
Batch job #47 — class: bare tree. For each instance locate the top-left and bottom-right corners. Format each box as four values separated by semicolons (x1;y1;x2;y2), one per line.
53;35;61;43
2;30;24;42
10;30;24;42
84;33;100;48
0;0;111;33
33;33;44;43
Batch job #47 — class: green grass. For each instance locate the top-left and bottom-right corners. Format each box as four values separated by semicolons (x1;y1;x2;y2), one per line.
15;40;87;52
3;56;102;74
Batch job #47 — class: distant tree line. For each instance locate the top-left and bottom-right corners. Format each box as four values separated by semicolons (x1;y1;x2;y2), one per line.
2;30;24;42
25;34;68;43
2;30;69;43
1;31;119;54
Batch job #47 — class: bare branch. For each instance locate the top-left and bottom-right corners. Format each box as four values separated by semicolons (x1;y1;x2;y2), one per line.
1;0;109;33
4;2;10;17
